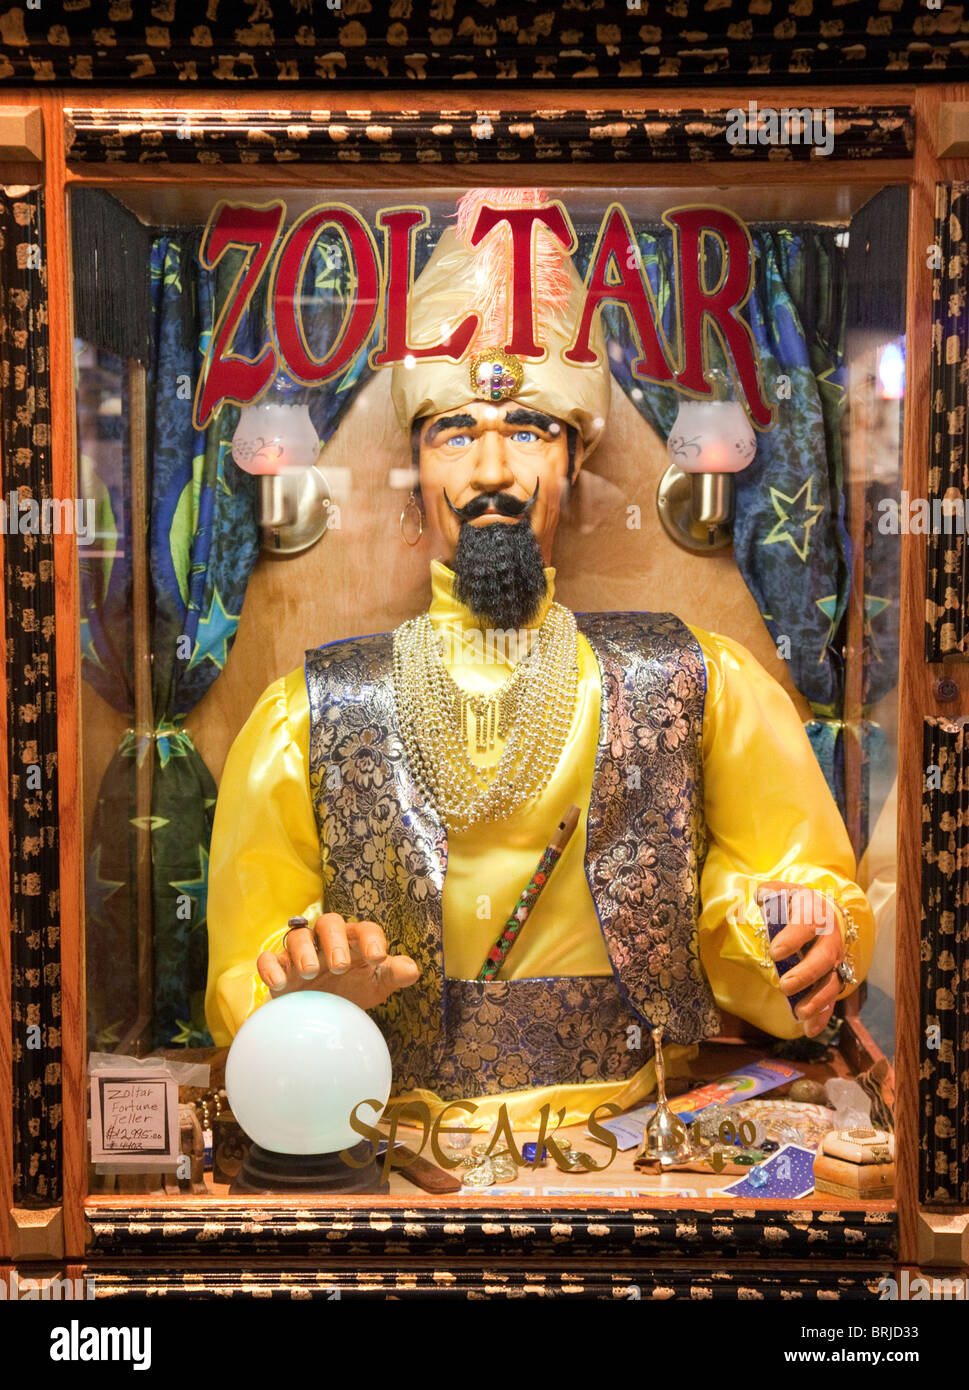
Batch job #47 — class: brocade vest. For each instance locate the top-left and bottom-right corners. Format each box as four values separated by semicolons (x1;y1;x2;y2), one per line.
304;611;721;1099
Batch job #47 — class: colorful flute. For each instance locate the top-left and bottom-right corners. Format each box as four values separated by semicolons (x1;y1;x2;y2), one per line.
477;804;581;982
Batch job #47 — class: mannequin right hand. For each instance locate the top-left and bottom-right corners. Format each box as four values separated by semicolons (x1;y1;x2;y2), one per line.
256;914;419;1012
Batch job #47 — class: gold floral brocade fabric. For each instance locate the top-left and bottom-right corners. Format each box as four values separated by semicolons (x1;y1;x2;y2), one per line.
303;610;717;1098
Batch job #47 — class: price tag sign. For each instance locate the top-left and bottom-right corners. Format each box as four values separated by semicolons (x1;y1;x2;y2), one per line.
89;1069;179;1168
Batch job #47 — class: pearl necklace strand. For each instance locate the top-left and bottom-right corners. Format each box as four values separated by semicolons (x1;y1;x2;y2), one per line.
392;603;579;832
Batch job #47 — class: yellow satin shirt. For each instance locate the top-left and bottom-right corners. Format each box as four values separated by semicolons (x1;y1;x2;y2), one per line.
205;561;874;1129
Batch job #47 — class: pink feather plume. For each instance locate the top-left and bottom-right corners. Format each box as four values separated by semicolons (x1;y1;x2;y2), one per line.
454;187;574;351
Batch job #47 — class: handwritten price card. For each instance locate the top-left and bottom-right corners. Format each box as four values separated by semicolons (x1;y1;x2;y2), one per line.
90;1069;179;1168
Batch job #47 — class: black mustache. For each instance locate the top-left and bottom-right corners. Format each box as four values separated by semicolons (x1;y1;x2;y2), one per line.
444;480;540;524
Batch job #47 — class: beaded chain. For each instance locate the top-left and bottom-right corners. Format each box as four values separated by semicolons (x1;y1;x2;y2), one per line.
392;603;579;831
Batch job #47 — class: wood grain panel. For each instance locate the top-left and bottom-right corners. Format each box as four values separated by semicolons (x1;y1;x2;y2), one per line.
41;94;87;1261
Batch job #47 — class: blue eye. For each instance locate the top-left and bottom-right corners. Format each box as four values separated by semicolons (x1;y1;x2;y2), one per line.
511;430;539;443
446;434;472;447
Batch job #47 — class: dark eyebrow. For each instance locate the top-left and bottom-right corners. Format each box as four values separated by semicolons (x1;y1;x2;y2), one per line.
424;413;478;443
503;408;557;433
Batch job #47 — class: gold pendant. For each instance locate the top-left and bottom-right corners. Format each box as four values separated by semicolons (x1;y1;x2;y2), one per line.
462;694;496;753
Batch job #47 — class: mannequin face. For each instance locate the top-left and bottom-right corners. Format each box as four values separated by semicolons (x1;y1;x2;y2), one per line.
416;399;581;565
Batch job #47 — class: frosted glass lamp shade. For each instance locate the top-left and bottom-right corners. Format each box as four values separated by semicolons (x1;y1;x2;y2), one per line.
231;400;320;476
666;398;756;475
225;992;392;1155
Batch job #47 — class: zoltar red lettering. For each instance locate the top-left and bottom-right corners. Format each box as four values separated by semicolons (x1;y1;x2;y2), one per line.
665;206;772;427
194;201;285;430
195;198;773;433
468;202;575;358
270;204;381;387
564;202;674;383
372;208;478;367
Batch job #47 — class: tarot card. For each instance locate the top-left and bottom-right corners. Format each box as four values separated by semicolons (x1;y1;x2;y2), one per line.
721;1143;816;1200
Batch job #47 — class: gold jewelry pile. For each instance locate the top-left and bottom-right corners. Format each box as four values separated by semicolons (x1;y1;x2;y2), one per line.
447;1138;587;1189
392;602;579;831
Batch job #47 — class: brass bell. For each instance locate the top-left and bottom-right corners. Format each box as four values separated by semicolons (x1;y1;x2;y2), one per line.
640;1026;693;1167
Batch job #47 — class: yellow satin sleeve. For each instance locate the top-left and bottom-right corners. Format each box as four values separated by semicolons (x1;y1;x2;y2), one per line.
692;627;875;1040
204;666;321;1047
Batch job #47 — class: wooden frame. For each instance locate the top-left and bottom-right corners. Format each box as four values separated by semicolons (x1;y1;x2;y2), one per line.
2;85;965;1294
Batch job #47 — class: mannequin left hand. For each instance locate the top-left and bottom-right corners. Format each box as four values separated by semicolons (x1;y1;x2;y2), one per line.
756;882;845;1038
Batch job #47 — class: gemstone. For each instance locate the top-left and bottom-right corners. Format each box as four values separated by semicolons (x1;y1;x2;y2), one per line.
748;1164;769;1189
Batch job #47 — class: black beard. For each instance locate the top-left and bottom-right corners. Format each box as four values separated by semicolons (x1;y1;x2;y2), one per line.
451;515;548;630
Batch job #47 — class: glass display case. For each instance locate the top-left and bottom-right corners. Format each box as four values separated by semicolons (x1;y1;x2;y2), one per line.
1;87;966;1302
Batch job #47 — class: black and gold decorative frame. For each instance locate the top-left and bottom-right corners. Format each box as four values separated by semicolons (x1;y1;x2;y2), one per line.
926;182;969;664
63;105;914;168
84;1269;892;1301
0;93;947;1295
81;1201;896;1300
921;180;969;1209
85;1201;898;1261
920;716;969;1206
0;4;965;90
0;186;63;1209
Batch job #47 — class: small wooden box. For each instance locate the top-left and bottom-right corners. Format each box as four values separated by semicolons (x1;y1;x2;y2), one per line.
814;1127;895;1199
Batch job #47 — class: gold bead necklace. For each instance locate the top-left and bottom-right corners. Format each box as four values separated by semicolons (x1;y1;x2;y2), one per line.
392;603;579;831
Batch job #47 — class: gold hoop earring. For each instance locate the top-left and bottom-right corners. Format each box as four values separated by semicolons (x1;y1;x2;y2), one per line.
400;490;424;547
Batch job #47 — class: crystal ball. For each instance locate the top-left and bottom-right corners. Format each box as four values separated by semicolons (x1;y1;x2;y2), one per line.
225;992;392;1155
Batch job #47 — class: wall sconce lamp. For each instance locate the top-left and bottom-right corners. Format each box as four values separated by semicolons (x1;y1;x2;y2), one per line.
657;374;757;554
230;390;332;556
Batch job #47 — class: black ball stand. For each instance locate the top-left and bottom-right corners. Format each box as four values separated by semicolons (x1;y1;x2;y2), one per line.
230;1140;389;1195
